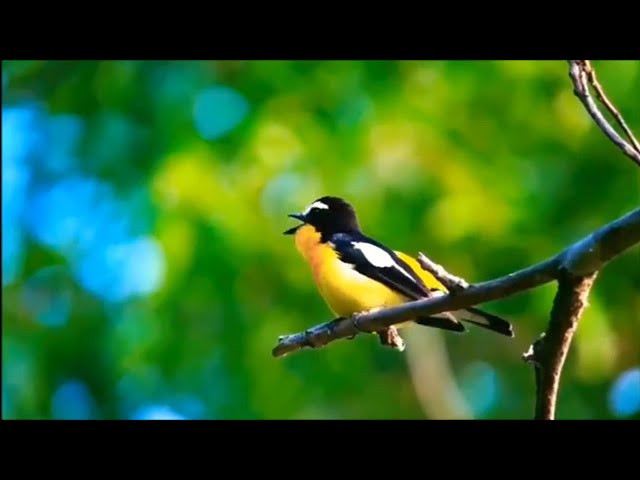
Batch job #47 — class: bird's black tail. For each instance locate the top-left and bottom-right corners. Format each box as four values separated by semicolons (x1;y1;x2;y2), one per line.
415;308;513;337
453;307;514;337
415;312;467;334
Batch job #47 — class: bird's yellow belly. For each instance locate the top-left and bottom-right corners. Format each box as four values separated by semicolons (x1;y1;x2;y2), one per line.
313;246;410;319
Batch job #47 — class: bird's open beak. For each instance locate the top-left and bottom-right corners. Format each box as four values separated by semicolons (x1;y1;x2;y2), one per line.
283;213;305;235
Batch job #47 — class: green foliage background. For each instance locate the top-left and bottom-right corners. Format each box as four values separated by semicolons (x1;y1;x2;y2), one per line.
2;60;639;420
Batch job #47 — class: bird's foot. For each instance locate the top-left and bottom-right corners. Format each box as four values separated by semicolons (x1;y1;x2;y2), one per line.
377;326;405;352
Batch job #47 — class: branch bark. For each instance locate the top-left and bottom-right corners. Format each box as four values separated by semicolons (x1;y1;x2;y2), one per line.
517;60;640;420
568;60;640;166
417;252;469;292
273;207;640;358
524;271;598;419
582;62;640;154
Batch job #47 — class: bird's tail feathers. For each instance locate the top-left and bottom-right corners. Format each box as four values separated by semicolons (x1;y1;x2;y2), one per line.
414;312;467;334
453;307;514;337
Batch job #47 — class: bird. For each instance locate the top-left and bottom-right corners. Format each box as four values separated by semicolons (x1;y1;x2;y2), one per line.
283;195;514;351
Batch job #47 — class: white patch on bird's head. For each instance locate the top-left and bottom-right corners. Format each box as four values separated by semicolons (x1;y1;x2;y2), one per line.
302;200;329;216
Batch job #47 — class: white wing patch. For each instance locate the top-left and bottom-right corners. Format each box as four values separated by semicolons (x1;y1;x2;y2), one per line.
302;201;329;216
352;242;419;284
352;242;396;268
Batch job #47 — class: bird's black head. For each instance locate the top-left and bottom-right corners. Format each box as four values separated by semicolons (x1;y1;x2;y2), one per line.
283;196;361;238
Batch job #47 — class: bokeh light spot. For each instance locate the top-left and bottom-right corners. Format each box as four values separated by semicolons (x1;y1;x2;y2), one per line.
152;148;222;216
40;114;84;174
25;175;127;257
2;103;44;163
260;172;308;217
75;236;166;303
252;122;302;169
132;404;188;420
193;86;249;140
51;380;95;420
459;361;500;417
609;367;640;418
24;173;164;303
2;104;41;285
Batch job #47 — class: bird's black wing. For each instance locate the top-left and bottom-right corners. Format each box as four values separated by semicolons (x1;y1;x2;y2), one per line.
329;232;431;301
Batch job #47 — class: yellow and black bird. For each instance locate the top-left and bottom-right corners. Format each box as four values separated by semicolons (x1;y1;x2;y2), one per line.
284;196;514;350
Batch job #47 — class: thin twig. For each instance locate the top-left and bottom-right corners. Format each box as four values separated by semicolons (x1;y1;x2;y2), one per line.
568;60;640;167
273;208;640;358
582;60;640;154
522;333;545;409
417;252;469;292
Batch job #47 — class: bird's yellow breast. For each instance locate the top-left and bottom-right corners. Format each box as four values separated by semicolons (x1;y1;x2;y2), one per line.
293;225;410;318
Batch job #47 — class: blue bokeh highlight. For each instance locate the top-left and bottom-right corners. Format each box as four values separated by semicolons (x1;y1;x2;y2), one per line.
609;367;640;417
193;86;249;140
459;361;500;417
51;380;95;420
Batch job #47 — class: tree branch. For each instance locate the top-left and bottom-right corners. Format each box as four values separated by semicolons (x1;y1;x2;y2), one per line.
516;60;640;419
417;252;469;292
583;61;640;155
273;207;640;358
524;271;598;419
568;60;640;167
